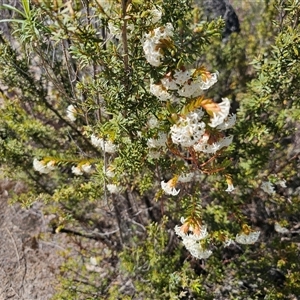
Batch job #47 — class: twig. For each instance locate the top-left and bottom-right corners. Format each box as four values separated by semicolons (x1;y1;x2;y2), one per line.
9;287;21;299
39;240;67;251
126;218;146;232
5;227;20;269
121;0;130;73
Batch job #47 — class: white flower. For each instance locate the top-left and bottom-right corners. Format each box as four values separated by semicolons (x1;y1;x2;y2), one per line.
274;222;289;234
216;114;237;130
147;132;167;148
198;71;218;90
103;165;115;178
143;23;174;66
90;257;98;266
147;116;159;128
147;7;162;24
108;21;121;39
225;183;235;193
208;98;231;128
161;178;180;196
184;71;218;98
33;159;46;173
173;69;192;85
143;40;163;66
193;134;209;152
107;184;122;194
277;179;287;188
177;81;199;98
224;239;234;247
170;109;206;147
208;114;225;128
161;76;178;90
236;231;260;244
33;158;55;174
72;166;83;175
186;243;213;260
161;23;174;38
91;134;117;154
175;223;208;241
150;82;171;101
71;163;92;175
81;163;92;174
91;134;102;148
261;181;276;195
102;140;116;154
66;105;77;122
194;135;233;154
175;221;212;259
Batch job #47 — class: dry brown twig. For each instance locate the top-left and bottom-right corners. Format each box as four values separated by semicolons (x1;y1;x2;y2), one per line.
5;227;21;269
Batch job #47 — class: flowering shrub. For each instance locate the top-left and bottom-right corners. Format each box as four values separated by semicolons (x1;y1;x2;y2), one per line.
0;0;300;298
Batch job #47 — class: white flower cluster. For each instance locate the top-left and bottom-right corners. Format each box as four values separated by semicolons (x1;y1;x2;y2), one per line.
107;183;122;194
104;166;122;194
175;219;212;260
85;257;102;273
225;182;235;193
170;109;206;147
147;132;167;149
91;134;117;154
274;222;289;234
147;131;168;160
148;65;236;155
170;101;235;154
71;163;92;176
146;7;162;25
235;231;260;244
150;69;218;101
261;181;276;195
147;116;159;129
277;179;287;188
161;178;180;196
66;105;77;122
149;82;171;101
175;218;261;258
143;23;174;66
103;165;115;178
174;69;218;97
208;97;231;128
33;158;55;174
33;158;94;176
194;135;233;154
216;113;236;130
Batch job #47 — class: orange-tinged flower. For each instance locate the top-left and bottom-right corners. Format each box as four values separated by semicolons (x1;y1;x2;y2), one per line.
161;176;180;196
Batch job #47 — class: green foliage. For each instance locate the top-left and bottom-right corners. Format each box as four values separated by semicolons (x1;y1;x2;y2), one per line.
119;219;207;299
0;0;299;299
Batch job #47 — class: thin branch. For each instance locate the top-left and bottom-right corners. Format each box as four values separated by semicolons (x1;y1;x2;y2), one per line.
5;227;21;269
121;0;130;73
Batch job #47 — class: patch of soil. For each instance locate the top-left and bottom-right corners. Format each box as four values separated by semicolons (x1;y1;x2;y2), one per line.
0;181;65;300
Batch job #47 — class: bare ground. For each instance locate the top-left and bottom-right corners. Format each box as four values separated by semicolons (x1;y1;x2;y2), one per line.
0;181;65;300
